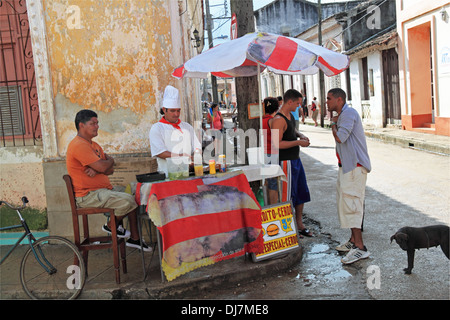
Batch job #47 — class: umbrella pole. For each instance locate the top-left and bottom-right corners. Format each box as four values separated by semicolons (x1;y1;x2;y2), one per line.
257;63;267;205
258;63;264;153
257;63;264;164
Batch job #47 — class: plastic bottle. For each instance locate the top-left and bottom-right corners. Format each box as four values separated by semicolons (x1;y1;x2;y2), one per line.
218;154;226;172
256;186;264;207
209;159;216;174
194;149;203;176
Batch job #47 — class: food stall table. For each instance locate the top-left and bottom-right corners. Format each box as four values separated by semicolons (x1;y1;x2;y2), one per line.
135;164;286;282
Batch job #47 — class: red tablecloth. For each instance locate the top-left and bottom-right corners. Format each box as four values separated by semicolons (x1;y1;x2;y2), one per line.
136;172;263;281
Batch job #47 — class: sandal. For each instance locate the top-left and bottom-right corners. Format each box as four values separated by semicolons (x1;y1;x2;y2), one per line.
299;228;313;237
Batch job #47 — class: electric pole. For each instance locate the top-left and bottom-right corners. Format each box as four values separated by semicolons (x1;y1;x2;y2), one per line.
229;0;259;134
205;0;219;103
318;0;326;127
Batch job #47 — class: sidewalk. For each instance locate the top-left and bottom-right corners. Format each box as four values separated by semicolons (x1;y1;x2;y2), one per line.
0;239;302;299
302;117;450;155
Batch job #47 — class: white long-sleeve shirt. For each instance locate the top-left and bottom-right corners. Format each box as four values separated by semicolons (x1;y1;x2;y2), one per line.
335;104;371;174
149;121;201;176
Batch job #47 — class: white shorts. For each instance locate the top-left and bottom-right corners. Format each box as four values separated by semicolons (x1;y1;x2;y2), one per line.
336;166;367;229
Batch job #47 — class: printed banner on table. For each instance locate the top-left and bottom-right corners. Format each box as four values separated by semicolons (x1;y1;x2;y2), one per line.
253;202;300;262
146;172;263;281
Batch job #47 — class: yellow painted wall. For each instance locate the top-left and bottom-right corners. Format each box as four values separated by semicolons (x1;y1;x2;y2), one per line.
1;0;202;215
43;0;177;155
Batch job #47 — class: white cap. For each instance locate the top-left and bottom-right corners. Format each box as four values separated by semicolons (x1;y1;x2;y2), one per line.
162;85;180;109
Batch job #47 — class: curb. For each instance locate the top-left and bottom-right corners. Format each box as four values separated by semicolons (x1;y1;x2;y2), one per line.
79;248;303;300
301;120;450;156
364;130;450;155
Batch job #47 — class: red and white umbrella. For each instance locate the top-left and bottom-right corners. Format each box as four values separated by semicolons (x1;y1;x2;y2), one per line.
172;32;349;163
172;32;349;79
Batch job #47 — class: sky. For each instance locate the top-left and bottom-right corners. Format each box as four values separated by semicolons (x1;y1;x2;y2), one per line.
204;0;359;48
205;0;274;48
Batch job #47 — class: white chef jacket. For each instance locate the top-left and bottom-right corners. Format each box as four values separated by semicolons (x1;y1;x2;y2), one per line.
149;121;201;176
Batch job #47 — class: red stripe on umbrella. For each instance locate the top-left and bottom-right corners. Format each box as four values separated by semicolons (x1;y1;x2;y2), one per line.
211;72;232;78
241;58;259;66
318;56;346;76
264;36;298;71
172;64;185;79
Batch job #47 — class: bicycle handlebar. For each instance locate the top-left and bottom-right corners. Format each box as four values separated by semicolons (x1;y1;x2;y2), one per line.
0;196;28;210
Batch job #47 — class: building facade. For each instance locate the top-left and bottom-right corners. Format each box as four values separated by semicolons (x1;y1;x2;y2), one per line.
1;0;203;238
338;0;399;128
396;0;450;136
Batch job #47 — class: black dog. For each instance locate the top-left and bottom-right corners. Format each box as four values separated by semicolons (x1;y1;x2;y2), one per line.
390;225;449;274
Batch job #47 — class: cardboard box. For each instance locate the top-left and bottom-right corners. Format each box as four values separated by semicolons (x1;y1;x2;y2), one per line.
109;156;158;186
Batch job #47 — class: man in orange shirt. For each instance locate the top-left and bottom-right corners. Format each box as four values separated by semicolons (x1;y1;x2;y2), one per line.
66;109;150;251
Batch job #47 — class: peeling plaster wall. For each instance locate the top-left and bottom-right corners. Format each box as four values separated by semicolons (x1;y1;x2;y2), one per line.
43;0;177;156
1;0;202;225
0;147;46;209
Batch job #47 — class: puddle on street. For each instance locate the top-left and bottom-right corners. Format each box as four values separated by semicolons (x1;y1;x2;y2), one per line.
296;242;353;287
309;243;329;253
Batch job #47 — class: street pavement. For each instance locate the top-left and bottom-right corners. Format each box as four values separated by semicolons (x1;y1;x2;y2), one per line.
291;123;449;300
178;121;450;300
1;120;449;301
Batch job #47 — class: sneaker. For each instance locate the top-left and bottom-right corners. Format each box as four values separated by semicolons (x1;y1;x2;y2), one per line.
126;238;152;252
341;246;370;264
335;241;354;252
102;224;131;239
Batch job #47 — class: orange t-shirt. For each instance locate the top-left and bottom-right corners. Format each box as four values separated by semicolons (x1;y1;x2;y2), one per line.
66;136;113;197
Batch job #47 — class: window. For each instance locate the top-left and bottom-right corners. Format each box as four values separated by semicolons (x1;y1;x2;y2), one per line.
0;0;41;146
0;86;25;136
345;69;352;101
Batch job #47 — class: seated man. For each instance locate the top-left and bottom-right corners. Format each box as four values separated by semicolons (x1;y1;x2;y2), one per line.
66;109;150;251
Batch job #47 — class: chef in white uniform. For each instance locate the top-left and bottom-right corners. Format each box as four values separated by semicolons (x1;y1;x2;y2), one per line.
149;85;202;176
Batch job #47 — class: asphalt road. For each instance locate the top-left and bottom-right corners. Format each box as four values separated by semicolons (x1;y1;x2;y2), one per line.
180;124;450;300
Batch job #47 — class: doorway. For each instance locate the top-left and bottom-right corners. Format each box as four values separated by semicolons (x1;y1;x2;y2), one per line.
407;22;434;128
382;48;401;126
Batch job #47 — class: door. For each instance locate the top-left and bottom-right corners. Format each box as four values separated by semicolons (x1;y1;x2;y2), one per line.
382;48;401;126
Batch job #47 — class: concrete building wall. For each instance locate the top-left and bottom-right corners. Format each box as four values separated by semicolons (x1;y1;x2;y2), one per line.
1;0;203;239
43;0;178;157
397;0;450;136
346;51;384;127
254;0;358;37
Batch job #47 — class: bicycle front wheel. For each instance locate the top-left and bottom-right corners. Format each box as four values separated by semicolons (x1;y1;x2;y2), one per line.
20;236;86;300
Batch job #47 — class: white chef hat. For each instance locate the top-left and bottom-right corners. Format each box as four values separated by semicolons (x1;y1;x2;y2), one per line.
162;85;180;109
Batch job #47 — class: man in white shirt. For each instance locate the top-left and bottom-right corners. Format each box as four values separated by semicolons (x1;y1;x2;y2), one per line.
149;85;202;176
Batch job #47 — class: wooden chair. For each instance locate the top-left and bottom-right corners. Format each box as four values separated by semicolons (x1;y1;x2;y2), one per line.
63;175;127;284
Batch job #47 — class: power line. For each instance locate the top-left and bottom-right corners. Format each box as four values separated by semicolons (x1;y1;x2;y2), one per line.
333;0;389;40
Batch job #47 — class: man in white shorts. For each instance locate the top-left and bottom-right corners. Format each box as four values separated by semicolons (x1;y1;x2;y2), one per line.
327;88;372;264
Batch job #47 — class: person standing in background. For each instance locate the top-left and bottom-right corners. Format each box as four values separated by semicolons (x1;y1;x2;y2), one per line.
262;97;281;205
311;97;319;127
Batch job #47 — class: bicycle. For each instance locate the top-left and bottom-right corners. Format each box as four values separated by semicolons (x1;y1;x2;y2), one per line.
0;197;85;299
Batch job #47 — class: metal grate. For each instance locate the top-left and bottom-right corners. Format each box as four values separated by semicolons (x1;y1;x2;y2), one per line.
0;0;41;146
